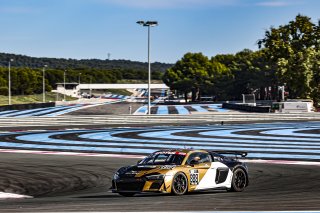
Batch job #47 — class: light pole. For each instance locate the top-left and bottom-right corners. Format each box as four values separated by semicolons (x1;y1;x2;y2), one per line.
64;70;67;101
42;65;47;103
89;76;92;97
78;72;81;97
136;20;158;115
8;59;14;105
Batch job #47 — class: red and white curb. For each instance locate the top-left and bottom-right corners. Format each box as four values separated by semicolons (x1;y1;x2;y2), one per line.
1;149;320;166
0;192;33;199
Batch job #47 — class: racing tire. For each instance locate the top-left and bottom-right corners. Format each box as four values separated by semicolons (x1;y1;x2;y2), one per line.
118;192;135;197
172;172;188;195
229;168;247;192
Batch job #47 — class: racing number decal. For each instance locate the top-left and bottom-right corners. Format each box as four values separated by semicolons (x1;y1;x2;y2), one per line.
189;169;199;185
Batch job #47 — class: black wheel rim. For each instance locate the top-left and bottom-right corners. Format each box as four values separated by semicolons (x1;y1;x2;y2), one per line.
173;174;187;194
234;170;246;189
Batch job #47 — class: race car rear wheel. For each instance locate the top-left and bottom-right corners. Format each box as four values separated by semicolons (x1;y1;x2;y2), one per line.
230;168;247;192
172;172;188;195
118;192;135;197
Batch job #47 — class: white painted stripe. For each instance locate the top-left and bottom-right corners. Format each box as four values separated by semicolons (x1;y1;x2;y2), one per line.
0;192;33;199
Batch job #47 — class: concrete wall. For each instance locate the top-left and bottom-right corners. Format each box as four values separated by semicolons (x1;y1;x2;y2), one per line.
222;103;271;113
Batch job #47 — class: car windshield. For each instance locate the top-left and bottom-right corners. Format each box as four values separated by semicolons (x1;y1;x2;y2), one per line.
139;152;186;165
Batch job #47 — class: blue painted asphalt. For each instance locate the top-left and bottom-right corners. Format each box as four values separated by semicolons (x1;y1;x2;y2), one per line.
16;105;73;117
1;107;56;117
175;106;190;114
0;99;125;117
137;106;147;114
14;128;320;156
0;141;155;154
4;127;320;160
44;105;84;117
262;128;320;138
139;128;320;145
160;89;166;97
157;106;169;115
191;105;208;113
0;110;18;115
134;104;227;115
81;127;320;147
199;128;320;141
208;104;229;112
2;122;320;161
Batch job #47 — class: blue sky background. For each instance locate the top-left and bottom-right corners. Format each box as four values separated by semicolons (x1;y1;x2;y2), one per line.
0;0;320;63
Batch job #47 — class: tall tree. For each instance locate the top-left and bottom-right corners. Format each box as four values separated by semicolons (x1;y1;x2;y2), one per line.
163;52;229;102
258;14;320;104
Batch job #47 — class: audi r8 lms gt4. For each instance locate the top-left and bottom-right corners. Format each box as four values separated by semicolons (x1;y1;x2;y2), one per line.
111;149;249;196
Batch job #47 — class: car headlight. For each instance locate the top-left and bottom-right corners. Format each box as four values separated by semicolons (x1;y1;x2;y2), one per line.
113;172;119;180
146;174;165;180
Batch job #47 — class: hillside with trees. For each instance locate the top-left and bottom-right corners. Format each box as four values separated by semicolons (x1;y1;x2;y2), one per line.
0;53;172;96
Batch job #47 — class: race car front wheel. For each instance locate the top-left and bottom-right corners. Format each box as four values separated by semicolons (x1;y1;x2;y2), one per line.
172;172;188;195
230;168;247;192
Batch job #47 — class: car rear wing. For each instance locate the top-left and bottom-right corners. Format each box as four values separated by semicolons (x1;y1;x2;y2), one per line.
210;150;248;159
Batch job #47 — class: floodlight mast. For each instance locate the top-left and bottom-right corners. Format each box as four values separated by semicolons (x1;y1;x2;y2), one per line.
136;20;158;115
8;59;14;105
43;65;48;103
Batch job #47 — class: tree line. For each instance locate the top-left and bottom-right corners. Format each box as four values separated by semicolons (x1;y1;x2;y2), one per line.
163;14;320;106
0;57;167;96
0;53;172;72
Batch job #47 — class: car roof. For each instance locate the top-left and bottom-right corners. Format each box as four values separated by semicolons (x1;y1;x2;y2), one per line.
153;149;207;155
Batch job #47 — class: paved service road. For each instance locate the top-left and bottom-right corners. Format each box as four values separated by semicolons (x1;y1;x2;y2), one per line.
0;153;319;212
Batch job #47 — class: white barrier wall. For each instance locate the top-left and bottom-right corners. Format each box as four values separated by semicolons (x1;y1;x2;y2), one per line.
280;102;313;113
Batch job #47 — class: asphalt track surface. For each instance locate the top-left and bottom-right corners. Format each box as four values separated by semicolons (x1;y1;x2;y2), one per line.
0;153;319;212
1;116;320;211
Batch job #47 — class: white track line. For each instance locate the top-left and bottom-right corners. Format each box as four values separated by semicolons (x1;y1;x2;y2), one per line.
0;192;33;199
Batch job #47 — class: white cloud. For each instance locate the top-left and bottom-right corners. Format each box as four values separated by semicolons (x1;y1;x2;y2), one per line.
98;0;237;9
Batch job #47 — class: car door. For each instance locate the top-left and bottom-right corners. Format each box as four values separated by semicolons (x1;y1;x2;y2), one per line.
186;152;213;190
197;155;232;190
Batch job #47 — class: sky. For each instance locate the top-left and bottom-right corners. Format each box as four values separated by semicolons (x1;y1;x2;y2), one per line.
0;0;320;63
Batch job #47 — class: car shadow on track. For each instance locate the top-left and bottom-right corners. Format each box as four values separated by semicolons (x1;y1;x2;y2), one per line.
75;190;227;199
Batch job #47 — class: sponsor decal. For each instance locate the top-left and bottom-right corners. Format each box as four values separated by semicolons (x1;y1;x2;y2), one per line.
160;165;176;170
137;165;157;169
125;170;139;175
154;151;187;156
189;169;199;185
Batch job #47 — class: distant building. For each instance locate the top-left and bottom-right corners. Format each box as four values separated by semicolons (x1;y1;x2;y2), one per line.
53;83;79;97
52;83;169;98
